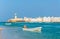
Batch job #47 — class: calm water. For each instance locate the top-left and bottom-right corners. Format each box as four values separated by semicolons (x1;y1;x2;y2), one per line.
0;22;60;39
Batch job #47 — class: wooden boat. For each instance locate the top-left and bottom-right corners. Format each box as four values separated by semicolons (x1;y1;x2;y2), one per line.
23;27;42;32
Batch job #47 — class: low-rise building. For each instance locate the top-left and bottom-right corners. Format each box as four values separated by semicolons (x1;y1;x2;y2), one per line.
8;13;60;22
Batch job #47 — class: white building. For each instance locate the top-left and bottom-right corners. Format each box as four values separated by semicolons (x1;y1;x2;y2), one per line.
42;17;51;22
24;17;31;22
36;17;43;22
51;17;60;22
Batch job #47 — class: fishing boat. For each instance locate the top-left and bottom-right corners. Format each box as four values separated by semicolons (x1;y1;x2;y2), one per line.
23;27;42;32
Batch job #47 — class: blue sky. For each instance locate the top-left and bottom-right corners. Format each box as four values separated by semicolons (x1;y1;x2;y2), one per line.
0;0;60;21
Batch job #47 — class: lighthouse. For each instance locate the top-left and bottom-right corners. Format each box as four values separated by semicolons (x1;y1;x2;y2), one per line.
8;13;25;22
14;13;17;19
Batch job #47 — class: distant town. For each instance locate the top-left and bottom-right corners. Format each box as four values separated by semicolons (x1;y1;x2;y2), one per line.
8;13;60;22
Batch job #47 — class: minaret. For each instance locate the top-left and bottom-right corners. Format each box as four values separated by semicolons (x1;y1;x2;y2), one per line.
14;13;17;19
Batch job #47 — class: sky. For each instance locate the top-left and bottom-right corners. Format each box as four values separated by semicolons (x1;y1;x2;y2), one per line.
0;0;60;21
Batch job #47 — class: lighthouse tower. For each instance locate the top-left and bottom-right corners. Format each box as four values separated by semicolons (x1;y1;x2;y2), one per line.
14;13;17;19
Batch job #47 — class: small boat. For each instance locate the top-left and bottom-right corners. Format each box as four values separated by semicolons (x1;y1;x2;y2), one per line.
23;27;42;32
5;23;11;25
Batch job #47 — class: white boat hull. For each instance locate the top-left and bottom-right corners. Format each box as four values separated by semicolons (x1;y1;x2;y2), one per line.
23;27;42;32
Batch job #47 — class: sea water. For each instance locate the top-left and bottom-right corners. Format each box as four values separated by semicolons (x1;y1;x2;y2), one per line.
0;22;60;39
